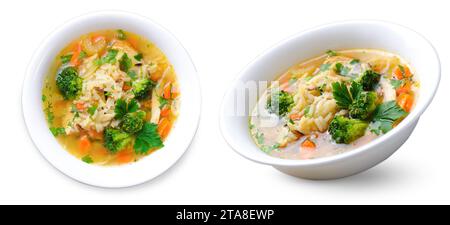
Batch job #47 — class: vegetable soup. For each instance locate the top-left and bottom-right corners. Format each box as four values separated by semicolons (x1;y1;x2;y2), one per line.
42;29;179;165
249;49;418;159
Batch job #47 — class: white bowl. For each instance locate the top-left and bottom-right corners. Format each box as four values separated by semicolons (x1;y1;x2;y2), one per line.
220;20;440;179
22;11;201;188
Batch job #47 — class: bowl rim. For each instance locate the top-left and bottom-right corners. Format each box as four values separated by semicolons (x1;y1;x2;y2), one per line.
219;19;441;167
22;10;201;188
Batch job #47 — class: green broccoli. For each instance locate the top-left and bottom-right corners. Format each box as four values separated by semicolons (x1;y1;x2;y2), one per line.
328;116;368;144
56;67;82;100
266;90;294;116
120;111;145;134
349;91;378;120
103;127;132;153
132;78;154;99
356;70;380;91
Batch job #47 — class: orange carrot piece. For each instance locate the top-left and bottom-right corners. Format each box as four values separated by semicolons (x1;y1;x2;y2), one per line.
75;102;86;111
163;82;172;99
403;66;412;78
79;135;91;155
394;67;404;80
301;139;316;149
396;83;411;96
70;41;82;66
289;113;302;121
158;118;171;139
122;83;131;91
397;93;414;112
116;149;134;164
160;107;171;117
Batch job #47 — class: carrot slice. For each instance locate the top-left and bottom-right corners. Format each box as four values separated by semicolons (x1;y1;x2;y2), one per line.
403;66;412;78
70;41;82;66
75;102;85;111
79;135;91;155
163;82;172;99
301;139;316;149
160;107;171;117
116;149;134;164
289;113;302;121
158;118;172;139
394;67;404;79
397;93;414;112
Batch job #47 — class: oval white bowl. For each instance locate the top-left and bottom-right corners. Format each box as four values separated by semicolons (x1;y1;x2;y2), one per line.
22;11;201;188
220;21;440;179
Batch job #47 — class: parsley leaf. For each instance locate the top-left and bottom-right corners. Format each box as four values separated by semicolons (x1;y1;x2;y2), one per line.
61;54;73;64
134;53;143;61
81;155;93;164
95;49;118;66
332;82;353;108
117;29;127;40
390;79;403;89
127;70;137;80
87;105;97;116
134;122;164;154
326;50;337;56
50;127;65;136
78;51;87;59
158;96;169;109
114;98;139;119
335;63;350;76
119;53;132;72
350;59;360;65
370;101;407;134
350;81;363;100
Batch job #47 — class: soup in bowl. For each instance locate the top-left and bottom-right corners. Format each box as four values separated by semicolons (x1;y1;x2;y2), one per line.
42;29;179;165
23;11;200;187
220;21;439;179
250;49;418;160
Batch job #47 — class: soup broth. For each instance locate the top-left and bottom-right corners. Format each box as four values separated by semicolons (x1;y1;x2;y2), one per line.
42;30;179;165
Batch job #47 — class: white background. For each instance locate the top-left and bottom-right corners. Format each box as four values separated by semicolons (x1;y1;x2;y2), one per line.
1;0;449;204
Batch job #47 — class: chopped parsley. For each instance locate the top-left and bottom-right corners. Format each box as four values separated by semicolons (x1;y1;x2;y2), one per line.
95;49;118;66
50;127;65;136
81;155;94;164
60;54;73;64
326;50;337;57
117;29;127;40
119;53;132;72
87;105;97;116
334;63;350;76
134;53;143;61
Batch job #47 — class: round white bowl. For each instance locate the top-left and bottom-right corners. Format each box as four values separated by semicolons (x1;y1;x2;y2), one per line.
220;20;440;179
22;11;201;188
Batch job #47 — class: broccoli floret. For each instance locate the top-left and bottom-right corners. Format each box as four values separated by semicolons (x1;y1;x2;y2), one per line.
266;90;294;116
132;78;154;99
356;70;380;91
120;111;145;134
56;67;82;100
328;116;368;144
349;91;377;120
103;127;132;153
